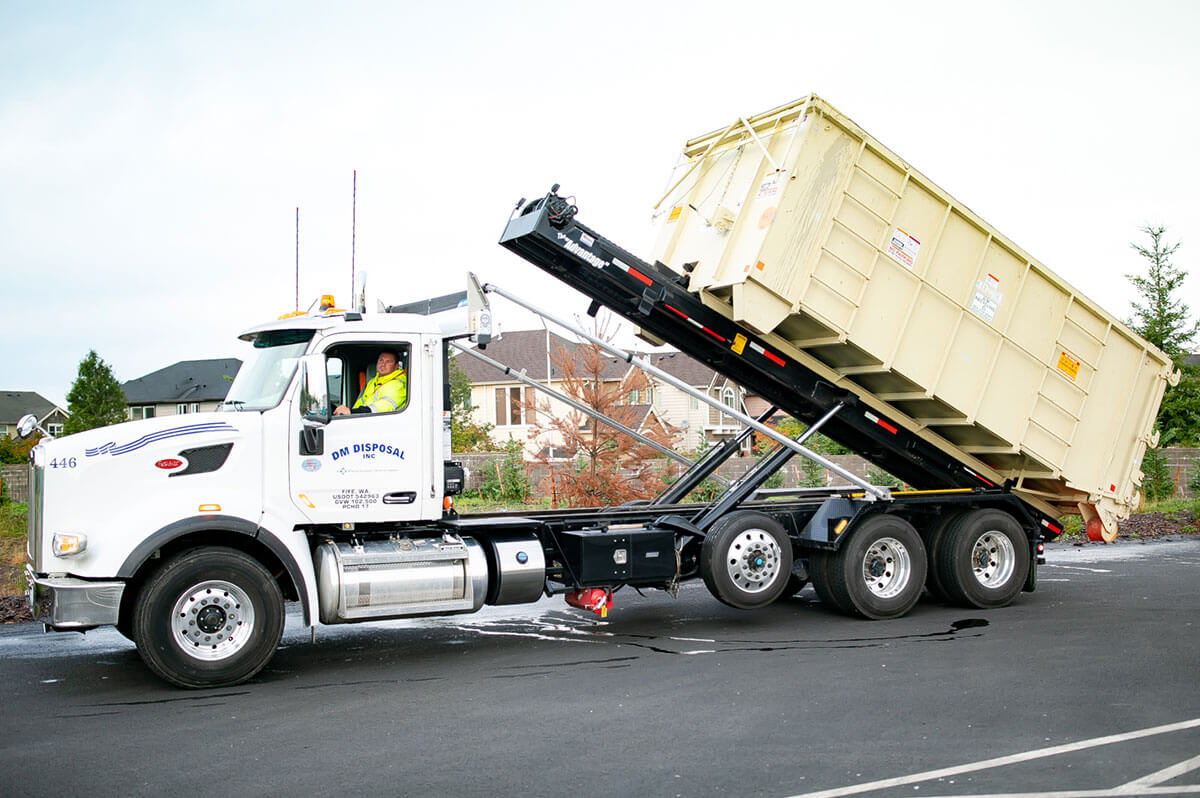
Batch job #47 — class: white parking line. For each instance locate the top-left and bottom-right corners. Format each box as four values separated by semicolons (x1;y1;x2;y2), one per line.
786;717;1200;798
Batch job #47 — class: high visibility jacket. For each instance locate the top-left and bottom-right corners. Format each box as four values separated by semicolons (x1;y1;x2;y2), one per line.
353;368;406;413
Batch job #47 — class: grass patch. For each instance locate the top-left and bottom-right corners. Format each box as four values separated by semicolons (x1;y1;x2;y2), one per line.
1140;497;1200;516
0;503;27;595
453;495;554;514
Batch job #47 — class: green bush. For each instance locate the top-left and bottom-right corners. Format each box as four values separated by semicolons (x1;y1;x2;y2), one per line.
1141;448;1175;502
478;439;529;503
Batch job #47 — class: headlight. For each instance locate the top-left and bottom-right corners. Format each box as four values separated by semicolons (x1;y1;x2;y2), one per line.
51;534;87;557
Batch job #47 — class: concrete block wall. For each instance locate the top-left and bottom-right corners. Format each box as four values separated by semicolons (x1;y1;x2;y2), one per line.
1;465;28;504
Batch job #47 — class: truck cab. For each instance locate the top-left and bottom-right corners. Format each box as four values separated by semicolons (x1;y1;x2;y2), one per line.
25;304;466;686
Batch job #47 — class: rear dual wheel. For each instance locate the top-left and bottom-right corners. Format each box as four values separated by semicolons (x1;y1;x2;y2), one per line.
934;509;1029;609
812;514;926;620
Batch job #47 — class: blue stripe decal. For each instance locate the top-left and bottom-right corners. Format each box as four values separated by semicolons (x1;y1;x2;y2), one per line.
85;422;238;457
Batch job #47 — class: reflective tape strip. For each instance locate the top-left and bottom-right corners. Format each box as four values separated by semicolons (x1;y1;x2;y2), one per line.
864;411;898;435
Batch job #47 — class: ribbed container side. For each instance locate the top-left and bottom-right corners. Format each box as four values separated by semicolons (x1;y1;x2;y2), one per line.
650;94;1177;534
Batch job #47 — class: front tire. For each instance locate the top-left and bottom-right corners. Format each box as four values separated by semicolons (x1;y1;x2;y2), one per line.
133;547;285;688
700;511;793;609
824;514;926;619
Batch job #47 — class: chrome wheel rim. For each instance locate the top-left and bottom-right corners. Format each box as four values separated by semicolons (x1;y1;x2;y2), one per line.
971;531;1016;588
725;529;783;594
171;580;255;661
861;536;912;599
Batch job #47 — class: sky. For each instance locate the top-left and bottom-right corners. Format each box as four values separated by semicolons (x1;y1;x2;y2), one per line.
3;0;1198;408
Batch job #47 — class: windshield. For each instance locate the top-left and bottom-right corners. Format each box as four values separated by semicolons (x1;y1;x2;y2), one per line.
221;329;315;411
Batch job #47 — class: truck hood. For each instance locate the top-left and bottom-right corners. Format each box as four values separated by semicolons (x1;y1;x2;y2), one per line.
29;412;264;577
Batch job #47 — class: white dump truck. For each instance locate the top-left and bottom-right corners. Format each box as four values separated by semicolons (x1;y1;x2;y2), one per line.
22;95;1175;688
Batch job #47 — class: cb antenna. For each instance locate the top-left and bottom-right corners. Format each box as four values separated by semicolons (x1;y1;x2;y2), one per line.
350;170;357;308
295;206;300;312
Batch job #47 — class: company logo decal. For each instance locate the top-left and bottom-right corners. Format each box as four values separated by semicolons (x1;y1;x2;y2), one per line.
155;458;184;470
555;232;609;270
85;422;238;458
301;458;322;472
331;443;405;461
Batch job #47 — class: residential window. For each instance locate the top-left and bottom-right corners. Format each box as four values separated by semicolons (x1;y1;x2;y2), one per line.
689;396;699;410
130;406;156;420
722;387;737;424
177;403;188;414
46;423;63;436
629;389;639;404
495;386;533;426
192;403;200;413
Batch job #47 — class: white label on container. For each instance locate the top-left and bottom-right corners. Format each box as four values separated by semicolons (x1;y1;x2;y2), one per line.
886;227;921;268
969;273;1003;323
756;171;783;201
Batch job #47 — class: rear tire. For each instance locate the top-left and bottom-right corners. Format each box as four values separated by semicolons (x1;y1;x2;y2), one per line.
133;547;284;688
700;511;793;609
781;572;809;599
936;509;1029;609
824;514;926;619
922;511;966;602
809;551;852;615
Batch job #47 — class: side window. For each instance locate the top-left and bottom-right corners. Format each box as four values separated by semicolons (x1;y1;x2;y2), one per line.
325;343;410;417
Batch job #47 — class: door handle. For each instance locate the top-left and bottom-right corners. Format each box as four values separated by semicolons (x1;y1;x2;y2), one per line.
382;491;417;505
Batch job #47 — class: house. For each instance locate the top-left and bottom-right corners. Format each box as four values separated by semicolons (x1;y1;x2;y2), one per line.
0;391;69;438
121;359;242;420
452;330;747;456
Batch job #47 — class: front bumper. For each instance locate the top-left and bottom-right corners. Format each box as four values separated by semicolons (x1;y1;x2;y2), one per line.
26;566;124;629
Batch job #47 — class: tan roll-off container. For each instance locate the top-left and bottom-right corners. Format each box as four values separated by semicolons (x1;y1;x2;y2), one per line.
650;94;1177;538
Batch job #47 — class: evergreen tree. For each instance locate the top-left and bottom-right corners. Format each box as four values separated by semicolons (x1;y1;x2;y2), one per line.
1127;226;1200;446
1127;226;1197;357
64;350;128;434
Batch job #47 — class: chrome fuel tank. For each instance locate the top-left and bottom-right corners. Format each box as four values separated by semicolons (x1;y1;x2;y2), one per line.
314;535;488;624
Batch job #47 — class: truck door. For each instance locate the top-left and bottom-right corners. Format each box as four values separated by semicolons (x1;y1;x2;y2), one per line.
288;338;430;523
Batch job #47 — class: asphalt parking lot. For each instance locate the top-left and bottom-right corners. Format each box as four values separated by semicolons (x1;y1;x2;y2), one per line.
1;538;1198;798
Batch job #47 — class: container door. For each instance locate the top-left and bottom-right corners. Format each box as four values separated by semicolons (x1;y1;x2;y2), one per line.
289;338;428;523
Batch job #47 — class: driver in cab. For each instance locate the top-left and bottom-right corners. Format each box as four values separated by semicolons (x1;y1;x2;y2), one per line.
334;350;406;415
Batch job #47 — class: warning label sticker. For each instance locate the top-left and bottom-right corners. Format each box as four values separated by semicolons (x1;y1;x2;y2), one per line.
969;273;1003;323
886;227;921;269
1056;351;1081;381
667;206;683;223
756;172;783;201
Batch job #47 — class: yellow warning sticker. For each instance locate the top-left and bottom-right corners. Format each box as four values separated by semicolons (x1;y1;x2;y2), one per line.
732;334;748;355
667;206;683;222
1056;351;1081;381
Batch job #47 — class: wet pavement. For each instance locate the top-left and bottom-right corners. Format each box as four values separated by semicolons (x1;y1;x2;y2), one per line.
1;538;1198;797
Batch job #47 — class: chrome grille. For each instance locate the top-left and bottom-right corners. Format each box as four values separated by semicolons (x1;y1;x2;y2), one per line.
26;459;44;572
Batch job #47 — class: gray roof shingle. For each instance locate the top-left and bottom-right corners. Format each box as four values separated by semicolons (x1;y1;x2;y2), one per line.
122;359;242;404
453;330;717;387
0;391;61;424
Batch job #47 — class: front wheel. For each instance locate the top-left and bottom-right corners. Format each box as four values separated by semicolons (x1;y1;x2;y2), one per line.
133;547;285;688
700;511;794;609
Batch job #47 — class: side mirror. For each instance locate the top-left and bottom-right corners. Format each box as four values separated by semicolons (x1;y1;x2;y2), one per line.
16;414;43;440
298;354;331;424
